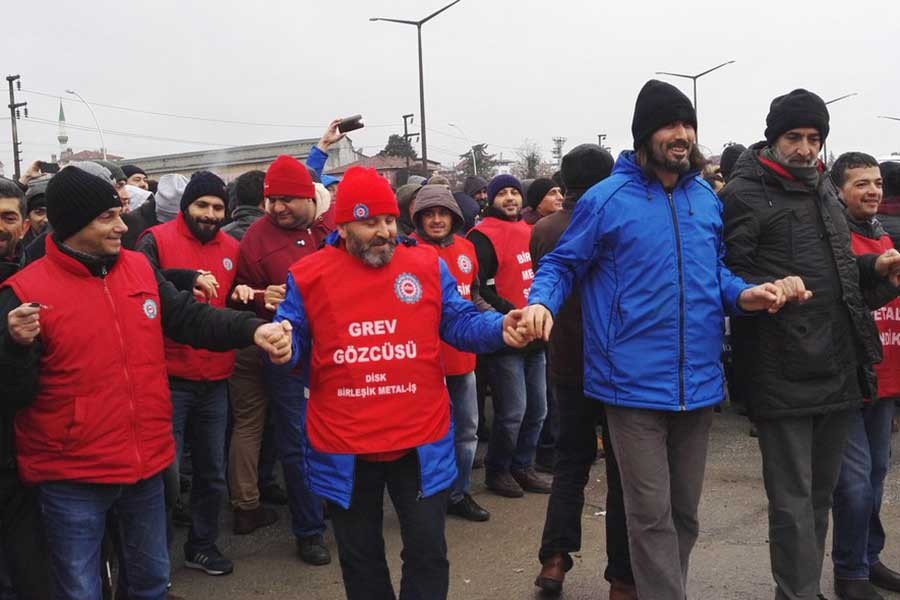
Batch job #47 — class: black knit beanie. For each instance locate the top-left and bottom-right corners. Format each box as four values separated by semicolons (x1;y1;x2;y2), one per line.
719;144;747;181
561;144;614;193
121;164;146;179
764;89;830;145
632;80;697;150
180;171;228;212
46;166;122;242
526;178;555;209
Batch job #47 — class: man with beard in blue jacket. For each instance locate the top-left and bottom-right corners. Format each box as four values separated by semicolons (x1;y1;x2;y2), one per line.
519;80;811;600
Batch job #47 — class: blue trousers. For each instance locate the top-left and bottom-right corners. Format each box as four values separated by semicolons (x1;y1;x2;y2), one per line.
446;372;477;502
832;399;895;579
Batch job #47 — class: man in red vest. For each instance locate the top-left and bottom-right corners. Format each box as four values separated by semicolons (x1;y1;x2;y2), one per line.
276;166;531;600
236;154;335;565
831;152;900;600
0;165;291;600
137;170;247;576
467;174;551;498
410;184;492;523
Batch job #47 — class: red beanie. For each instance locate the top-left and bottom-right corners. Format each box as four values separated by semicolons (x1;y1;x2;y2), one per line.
264;155;315;199
334;166;399;224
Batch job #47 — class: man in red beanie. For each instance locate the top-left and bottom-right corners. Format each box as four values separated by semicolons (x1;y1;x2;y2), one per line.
275;165;532;600
235;154;334;565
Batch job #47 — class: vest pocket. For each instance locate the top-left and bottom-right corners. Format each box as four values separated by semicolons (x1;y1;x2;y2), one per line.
62;396;88;452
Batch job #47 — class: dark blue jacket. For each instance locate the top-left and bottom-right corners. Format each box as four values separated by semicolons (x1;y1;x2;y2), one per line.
528;151;751;412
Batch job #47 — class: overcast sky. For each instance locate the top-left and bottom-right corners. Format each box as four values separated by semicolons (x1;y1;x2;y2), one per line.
3;0;899;176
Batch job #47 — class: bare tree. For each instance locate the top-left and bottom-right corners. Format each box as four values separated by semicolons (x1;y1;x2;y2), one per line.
513;140;554;179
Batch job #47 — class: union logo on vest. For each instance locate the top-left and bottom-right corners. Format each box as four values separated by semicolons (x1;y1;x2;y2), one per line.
143;298;159;320
394;272;423;304
223;257;234;271
457;254;473;274
353;203;370;220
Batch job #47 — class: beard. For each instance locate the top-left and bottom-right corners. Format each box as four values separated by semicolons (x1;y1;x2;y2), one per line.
345;229;397;268
773;145;818;168
186;213;223;243
650;140;692;174
0;231;17;259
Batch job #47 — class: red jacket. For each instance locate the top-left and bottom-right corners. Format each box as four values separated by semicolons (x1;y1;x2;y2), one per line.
145;213;239;381
237;209;334;319
2;237;174;484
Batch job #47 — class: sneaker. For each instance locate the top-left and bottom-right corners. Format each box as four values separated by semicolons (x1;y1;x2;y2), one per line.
184;546;233;576
259;483;289;505
447;494;490;522
297;534;331;566
511;466;552;494
485;470;524;498
233;505;278;535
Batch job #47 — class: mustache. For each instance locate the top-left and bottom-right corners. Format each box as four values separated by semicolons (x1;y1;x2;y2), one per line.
667;140;690;150
367;237;397;249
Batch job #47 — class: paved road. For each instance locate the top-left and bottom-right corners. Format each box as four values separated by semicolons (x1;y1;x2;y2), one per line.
169;410;900;599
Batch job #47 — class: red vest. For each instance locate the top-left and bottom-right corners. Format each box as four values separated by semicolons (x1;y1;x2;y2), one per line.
2;237;174;484
470;216;534;309
146;213;239;380
290;243;450;455
851;232;900;398
411;234;478;375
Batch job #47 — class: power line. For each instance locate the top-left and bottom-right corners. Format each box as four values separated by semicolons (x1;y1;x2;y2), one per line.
24;116;239;147
22;88;395;130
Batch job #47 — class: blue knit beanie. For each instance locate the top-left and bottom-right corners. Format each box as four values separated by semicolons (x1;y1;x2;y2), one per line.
487;174;524;204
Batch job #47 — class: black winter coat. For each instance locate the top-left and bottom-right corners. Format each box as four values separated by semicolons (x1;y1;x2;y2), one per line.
721;143;893;420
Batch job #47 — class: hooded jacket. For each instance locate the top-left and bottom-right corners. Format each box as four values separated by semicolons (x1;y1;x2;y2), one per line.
222;205;264;241
721;142;894;419
528;151;751;412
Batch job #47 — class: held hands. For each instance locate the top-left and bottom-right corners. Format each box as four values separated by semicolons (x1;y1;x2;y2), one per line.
7;303;42;345
194;271;220;301
254;321;293;365
231;284;254;304
738;276;813;314
264;284;287;312
875;249;900;286
514;305;555;344
317;118;346;152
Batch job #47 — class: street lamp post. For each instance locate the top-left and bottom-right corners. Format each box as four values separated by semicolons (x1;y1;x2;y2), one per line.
448;122;476;175
370;0;462;174
822;93;859;164
655;60;735;143
879;115;900;123
65;89;106;160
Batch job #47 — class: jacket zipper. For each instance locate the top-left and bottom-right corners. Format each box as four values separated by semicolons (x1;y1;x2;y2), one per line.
665;192;686;410
103;275;144;472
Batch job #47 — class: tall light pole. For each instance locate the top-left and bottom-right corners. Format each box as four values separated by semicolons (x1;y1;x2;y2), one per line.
822;92;859;164
448;122;476;175
66;89;106;159
879;115;900;123
370;0;462;174
655;60;735;143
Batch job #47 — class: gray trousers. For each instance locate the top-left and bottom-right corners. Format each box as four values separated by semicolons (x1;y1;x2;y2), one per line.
606;404;714;600
756;410;852;600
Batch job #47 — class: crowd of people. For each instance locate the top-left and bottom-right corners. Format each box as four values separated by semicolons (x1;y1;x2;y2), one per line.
0;82;899;600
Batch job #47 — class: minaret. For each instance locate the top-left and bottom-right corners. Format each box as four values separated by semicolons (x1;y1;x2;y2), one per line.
57;100;69;161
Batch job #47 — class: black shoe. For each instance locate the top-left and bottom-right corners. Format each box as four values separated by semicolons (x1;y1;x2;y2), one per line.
447;494;490;522
297;534;331;566
184;546;234;576
172;499;191;528
485;470;524;498
511;466;552;494
259;483;289;505
835;578;884;600
233;505;278;535
870;562;900;592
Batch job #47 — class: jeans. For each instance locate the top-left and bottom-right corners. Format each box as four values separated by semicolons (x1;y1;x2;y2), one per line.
756;410;852;600
485;350;547;472
329;452;449;600
170;380;229;553
37;474;169;600
446;372;478;503
832;400;895;579
605;405;713;600
539;384;633;584
263;362;325;539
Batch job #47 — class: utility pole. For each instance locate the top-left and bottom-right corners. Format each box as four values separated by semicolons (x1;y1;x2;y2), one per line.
6;75;28;181
551;137;567;169
401;113;419;170
597;133;608;153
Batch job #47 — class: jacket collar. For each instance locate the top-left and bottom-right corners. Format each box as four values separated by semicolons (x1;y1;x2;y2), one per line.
46;234;119;278
612;150;700;192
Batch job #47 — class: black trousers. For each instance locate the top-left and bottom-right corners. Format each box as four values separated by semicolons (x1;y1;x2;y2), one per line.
329;452;449;600
0;470;52;600
538;384;633;584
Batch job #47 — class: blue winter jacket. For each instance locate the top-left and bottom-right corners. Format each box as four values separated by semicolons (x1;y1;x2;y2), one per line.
528;151;752;412
274;234;506;507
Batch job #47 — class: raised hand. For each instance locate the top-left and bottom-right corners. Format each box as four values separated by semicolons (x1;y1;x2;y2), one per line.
317;118;347;152
254;321;293;365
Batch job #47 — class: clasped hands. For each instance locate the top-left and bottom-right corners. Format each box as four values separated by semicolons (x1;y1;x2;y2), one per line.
253;321;293;365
